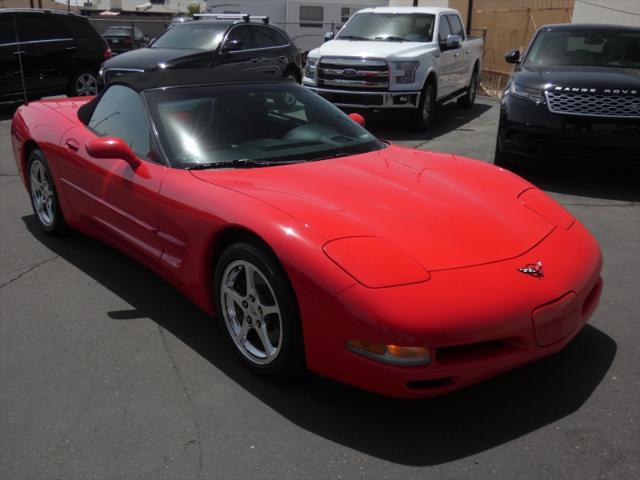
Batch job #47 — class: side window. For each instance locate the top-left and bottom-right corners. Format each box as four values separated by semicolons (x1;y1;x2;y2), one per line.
437;15;452;45
300;5;324;28
252;26;278;48
271;28;290;46
88;85;151;159
447;14;465;39
56;15;100;41
16;14;69;42
0;14;17;45
341;7;353;24
225;25;252;50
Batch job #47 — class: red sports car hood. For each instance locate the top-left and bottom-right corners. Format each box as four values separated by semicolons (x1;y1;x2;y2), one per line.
192;145;555;271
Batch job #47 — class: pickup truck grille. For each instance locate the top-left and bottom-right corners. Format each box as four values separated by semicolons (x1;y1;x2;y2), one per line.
317;57;389;91
103;69;144;84
545;91;640;118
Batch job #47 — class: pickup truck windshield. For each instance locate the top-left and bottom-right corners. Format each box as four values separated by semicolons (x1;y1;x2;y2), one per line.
145;83;384;168
525;30;640;69
151;23;226;50
337;13;435;42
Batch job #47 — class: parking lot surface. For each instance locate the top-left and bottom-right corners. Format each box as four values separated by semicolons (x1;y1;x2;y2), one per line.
1;97;638;479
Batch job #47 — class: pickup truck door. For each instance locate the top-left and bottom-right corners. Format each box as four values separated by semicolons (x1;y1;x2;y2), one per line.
436;15;456;98
446;13;470;90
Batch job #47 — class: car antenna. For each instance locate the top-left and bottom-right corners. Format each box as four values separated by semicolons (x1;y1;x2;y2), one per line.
12;14;28;105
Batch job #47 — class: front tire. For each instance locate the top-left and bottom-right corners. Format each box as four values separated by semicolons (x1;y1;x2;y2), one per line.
28;149;67;235
214;241;305;378
412;81;436;131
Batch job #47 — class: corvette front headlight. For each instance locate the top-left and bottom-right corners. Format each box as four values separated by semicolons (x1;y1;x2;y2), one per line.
509;83;545;103
391;61;419;84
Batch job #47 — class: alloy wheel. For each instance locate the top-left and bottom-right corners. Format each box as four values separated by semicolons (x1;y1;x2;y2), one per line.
29;159;55;228
220;259;283;365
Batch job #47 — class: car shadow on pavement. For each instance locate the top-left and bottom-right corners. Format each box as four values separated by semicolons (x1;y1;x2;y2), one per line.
367;99;495;143
23;215;617;467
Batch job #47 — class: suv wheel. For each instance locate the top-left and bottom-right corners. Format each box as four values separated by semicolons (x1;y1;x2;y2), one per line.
69;70;99;97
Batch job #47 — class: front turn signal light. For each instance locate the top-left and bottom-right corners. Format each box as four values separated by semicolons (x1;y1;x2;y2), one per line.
347;340;431;366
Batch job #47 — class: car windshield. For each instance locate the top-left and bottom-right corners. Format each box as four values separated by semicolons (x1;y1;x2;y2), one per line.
151;23;227;50
104;27;135;37
144;83;384;168
337;13;435;42
525;30;640;68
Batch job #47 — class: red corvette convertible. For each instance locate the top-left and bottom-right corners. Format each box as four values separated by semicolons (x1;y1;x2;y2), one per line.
11;71;603;398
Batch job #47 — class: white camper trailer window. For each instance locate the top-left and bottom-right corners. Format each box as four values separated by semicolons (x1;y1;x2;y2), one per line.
341;7;353;23
300;6;324;28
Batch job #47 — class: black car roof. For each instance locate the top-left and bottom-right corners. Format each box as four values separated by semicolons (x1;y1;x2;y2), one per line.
77;70;294;124
540;23;640;33
0;8;80;16
112;69;293;92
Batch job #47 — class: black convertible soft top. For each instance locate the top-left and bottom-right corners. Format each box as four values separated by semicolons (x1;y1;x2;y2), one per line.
78;69;295;124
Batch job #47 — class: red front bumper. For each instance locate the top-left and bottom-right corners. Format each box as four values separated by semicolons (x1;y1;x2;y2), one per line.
298;220;603;398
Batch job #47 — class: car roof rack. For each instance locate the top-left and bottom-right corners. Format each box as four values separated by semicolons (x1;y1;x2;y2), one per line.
193;13;270;25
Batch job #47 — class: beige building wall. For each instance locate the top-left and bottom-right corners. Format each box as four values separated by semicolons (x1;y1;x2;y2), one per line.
571;0;640;26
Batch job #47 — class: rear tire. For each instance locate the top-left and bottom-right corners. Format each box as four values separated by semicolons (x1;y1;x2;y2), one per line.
457;68;478;108
412;81;436;131
27;149;67;236
68;69;99;97
214;240;305;379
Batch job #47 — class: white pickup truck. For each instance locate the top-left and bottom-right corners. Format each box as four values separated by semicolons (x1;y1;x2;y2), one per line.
303;7;483;130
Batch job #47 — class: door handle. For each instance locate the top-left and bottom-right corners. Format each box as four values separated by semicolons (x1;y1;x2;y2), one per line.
251;58;259;63
434;53;441;58
279;55;286;61
13;50;25;55
454;52;460;57
66;46;77;50
465;50;470;54
65;139;79;152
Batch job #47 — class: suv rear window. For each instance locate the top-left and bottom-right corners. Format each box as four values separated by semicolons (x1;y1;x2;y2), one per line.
56;15;101;40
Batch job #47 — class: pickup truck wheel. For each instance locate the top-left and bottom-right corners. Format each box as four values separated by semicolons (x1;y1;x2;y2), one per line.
412;82;435;131
457;69;478;108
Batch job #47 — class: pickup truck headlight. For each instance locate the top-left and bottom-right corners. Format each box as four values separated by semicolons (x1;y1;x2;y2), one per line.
391;61;419;84
509;83;545;103
304;57;318;83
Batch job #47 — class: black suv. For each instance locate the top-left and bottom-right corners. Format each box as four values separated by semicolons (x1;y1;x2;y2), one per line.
100;14;302;85
0;9;111;102
496;23;640;168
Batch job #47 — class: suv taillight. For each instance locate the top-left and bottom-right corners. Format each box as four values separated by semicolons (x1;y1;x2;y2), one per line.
104;48;113;59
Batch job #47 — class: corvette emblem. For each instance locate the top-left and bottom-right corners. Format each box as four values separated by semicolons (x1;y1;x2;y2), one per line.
518;261;544;278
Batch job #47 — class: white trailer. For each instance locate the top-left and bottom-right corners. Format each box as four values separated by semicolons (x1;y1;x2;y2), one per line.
205;0;387;53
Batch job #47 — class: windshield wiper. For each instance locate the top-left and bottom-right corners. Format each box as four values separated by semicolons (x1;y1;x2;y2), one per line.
185;158;301;170
338;35;372;41
375;36;410;42
307;152;352;162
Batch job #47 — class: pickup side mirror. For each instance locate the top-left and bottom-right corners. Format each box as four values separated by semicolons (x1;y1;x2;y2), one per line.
445;34;462;49
348;112;366;127
324;31;335;42
222;39;244;53
505;49;521;64
86;137;140;168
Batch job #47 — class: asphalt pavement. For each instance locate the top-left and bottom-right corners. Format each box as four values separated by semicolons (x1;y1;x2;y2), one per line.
1;97;638;480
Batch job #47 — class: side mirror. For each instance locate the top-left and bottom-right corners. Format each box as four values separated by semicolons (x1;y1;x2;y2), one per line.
445;34;462;49
86;137;140;168
324;31;335;42
505;49;521;64
223;39;244;53
348;112;365;127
